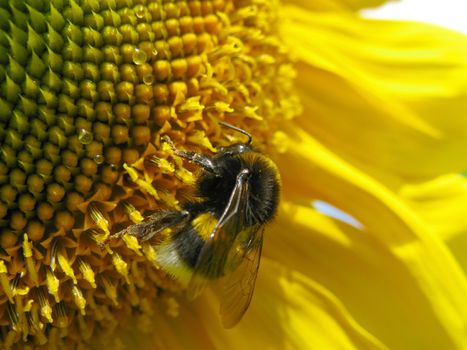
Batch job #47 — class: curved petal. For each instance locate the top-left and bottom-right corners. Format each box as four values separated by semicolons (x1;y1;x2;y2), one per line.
280;6;467;184
400;174;467;275
283;0;391;12
95;259;386;350
276;125;467;348
267;201;457;349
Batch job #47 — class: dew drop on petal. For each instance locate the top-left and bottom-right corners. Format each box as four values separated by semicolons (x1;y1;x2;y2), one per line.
143;74;154;85
78;129;93;145
94;154;105;164
132;48;147;65
135;5;145;19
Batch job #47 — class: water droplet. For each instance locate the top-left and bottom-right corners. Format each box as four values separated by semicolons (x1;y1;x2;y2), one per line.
94;154;104;164
132;48;147;65
78;129;93;145
135;5;145;19
143;74;154;85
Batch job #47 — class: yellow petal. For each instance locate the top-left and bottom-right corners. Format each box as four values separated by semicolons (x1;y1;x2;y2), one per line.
268;201;457;349
281;6;467;184
284;0;391;12
101;259;386;350
400;174;467;275
401;174;467;240
277;126;467;348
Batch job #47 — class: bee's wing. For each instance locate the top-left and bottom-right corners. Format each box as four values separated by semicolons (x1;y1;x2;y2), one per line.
187;170;250;300
221;226;264;328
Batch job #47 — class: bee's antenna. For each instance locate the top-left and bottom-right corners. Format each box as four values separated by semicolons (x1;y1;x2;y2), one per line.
218;121;252;145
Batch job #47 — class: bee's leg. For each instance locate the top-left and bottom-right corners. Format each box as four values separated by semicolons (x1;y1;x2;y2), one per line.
137;210;191;242
113;210;191;242
161;135;218;175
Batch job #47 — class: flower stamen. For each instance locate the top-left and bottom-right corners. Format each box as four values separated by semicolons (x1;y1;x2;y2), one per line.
22;234;39;287
0;260;14;303
89;203;111;241
45;269;60;303
77;257;97;288
123;163;160;200
71;285;87;315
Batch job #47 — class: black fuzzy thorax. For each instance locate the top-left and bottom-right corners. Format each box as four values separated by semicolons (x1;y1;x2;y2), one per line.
175;149;280;269
192;150;280;226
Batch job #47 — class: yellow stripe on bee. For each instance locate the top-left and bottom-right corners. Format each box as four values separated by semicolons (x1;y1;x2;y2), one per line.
192;212;218;240
156;238;193;288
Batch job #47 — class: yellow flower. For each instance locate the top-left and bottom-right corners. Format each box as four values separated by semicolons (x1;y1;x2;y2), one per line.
1;0;467;349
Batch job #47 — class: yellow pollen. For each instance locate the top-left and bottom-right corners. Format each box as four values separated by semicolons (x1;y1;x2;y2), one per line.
57;252;77;285
158;190;180;209
11;275;29;297
123;201;145;223
149;156;176;174
242;105;263;120
111;252;131;284
123;163;160;200
22;234;39;287
91;229;113;248
175;167;195;185
89;203;111;240
71;286;87;315
46;269;60;303
122;233;143;255
55;302;69;329
0;260;14;303
37;288;53;324
142;242;160;268
77;257;97;288
24;299;33;313
213;101;234;113
101;277;119;306
161;140;174;153
187;130;217;152
179;96;205;113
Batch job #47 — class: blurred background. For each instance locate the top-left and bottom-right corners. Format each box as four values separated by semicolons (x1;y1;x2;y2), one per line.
362;0;467;34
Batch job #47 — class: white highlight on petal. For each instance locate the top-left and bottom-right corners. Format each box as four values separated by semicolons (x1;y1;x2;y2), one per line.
312;200;364;230
361;0;467;34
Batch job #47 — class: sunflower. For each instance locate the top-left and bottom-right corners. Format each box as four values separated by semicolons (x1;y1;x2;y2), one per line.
1;0;467;349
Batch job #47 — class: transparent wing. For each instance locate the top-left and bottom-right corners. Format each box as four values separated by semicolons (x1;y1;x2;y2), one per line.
187;170;251;300
221;226;264;328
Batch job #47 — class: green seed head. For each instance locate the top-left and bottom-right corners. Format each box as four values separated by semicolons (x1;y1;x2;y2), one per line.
0;0;298;347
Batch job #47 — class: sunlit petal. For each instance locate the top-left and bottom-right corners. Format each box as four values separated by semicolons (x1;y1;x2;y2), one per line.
281;6;467;185
276;126;467;348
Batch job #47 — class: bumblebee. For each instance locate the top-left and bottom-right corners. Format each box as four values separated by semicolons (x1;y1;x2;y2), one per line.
118;122;280;327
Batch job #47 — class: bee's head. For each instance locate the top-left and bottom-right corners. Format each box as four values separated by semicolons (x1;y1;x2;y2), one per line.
214;143;253;161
